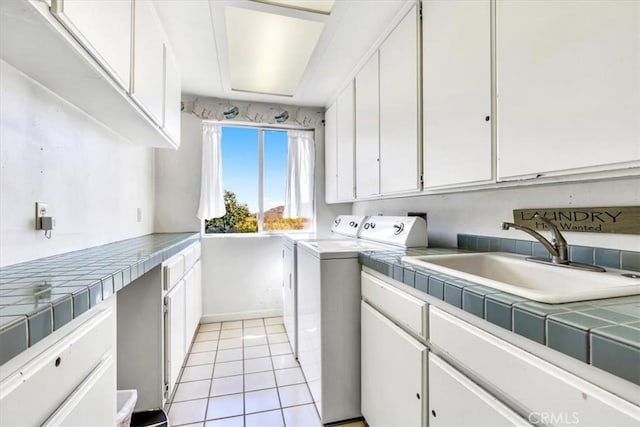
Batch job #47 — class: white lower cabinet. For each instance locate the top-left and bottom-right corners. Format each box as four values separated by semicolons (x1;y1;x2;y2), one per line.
361;301;427;427
0;298;116;426
430;306;640;426
429;353;529;427
42;353;117;427
163;241;202;398
282;243;296;357
165;279;186;395
184;268;198;345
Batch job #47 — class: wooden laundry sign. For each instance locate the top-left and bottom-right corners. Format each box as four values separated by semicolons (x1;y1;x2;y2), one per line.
512;207;640;235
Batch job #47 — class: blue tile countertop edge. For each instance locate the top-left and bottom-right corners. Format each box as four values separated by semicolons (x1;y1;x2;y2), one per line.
0;232;200;365
359;244;640;386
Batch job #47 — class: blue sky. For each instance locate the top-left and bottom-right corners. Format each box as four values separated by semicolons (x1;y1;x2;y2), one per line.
221;126;288;213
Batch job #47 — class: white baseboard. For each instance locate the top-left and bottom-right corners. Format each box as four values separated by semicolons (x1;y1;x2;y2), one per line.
200;308;283;323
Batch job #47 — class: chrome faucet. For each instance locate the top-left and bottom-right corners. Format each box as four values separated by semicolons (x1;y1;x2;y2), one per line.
502;214;605;272
502;214;568;264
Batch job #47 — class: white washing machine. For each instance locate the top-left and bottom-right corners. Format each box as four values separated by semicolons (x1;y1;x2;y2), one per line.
282;215;367;359
296;216;427;424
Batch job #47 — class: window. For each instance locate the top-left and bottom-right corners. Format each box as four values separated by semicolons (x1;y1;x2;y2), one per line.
204;126;313;234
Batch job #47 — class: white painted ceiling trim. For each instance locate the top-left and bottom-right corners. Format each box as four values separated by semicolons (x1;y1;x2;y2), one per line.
154;0;414;107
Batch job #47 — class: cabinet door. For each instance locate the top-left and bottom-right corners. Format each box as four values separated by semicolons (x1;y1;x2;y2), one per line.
0;303;115;426
282;245;296;357
336;81;355;201
423;0;493;188
194;260;202;328
379;5;421;195
355;52;381;198
41;354;116;427
361;302;426;427
429;353;529;427
324;102;338;204
184;268;197;345
496;0;640;180
132;0;165;124
164;44;181;145
52;0;132;91
165;279;186;395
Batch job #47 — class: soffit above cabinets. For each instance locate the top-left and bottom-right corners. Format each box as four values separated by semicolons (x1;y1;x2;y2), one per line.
153;0;412;107
255;0;336;15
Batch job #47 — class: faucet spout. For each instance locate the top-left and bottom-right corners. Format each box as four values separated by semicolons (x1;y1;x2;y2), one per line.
501;215;604;272
501;221;563;262
501;214;569;264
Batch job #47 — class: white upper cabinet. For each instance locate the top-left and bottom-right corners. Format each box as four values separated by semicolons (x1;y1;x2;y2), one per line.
355;52;381;199
379;4;421;195
324;102;338;204
422;0;493;188
164;44;182;145
52;0;132;91
496;0;640;180
336;81;356;201
1;0;178;148
132;0;165;125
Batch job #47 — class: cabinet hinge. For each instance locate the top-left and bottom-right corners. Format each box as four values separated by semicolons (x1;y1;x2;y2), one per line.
419;2;423;19
419;174;424;186
164;383;169;398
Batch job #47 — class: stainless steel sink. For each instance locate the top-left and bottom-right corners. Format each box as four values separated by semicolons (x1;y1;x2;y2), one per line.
401;252;640;303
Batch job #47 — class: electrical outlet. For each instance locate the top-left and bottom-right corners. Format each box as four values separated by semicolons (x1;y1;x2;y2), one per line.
137;207;142;223
35;202;48;230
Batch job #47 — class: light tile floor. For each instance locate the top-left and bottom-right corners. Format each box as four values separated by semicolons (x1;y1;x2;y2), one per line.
166;317;366;427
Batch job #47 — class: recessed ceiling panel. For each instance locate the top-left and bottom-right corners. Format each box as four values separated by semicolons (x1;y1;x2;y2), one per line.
225;6;324;96
255;0;335;14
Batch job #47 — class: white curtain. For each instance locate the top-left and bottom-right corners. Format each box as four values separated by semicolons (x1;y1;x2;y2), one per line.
196;123;226;220
283;130;315;219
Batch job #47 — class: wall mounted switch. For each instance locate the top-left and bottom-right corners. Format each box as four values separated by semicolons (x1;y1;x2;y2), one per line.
35;202;48;230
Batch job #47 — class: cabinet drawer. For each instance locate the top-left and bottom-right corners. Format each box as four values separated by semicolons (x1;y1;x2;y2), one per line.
362;271;427;339
0;305;115;426
164;253;185;291
430;307;640;426
183;246;197;272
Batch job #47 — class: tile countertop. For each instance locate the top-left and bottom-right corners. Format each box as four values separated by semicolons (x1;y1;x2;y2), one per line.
359;248;640;386
0;232;200;365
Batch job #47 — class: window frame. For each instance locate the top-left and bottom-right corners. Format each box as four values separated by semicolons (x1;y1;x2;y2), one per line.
200;121;316;237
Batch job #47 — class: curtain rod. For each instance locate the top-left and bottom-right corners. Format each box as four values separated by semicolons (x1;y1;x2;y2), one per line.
202;120;315;132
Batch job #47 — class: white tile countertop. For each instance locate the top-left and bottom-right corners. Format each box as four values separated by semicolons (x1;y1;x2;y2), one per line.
359;241;640;386
0;232;200;365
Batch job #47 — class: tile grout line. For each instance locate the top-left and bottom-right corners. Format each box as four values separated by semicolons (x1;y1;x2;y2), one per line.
171;318;322;426
265;318;287;427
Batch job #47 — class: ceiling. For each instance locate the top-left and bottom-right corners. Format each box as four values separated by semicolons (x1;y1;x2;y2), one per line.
153;0;412;107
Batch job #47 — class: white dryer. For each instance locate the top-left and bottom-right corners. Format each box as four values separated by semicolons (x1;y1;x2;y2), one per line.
296;216;427;424
282;215;367;359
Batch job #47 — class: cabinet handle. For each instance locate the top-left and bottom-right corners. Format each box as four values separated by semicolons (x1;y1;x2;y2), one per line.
416;392;420;400
431;410;437;417
485;115;490;121
55;357;61;367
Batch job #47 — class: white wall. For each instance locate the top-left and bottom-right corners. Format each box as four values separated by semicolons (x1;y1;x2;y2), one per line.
200;235;284;321
352;177;640;251
155;112;350;318
0;61;155;267
154;113;202;233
